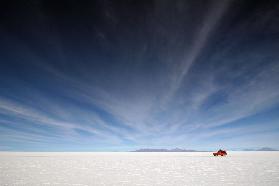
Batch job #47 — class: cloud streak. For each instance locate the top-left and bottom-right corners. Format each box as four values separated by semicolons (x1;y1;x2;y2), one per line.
1;0;279;150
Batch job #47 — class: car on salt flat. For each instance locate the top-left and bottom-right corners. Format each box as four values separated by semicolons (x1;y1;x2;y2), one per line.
213;149;227;156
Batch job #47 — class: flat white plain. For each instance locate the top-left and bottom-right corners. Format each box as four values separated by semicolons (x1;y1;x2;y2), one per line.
0;152;279;186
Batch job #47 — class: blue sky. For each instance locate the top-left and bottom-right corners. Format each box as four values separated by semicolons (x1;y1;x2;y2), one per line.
0;0;279;151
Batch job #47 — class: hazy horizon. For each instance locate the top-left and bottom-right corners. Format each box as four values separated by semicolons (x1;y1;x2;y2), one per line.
0;146;277;152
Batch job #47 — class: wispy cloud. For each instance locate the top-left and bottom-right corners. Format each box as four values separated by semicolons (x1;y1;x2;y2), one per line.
163;0;232;105
1;0;279;150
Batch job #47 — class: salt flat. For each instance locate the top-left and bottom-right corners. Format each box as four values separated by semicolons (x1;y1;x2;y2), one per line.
0;152;279;186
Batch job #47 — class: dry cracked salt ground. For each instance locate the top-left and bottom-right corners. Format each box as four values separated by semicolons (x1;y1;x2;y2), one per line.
0;152;279;186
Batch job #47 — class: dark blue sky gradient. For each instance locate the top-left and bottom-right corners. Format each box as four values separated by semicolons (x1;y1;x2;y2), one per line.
0;0;279;151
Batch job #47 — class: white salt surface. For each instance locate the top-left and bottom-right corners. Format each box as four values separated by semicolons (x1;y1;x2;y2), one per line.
0;152;279;186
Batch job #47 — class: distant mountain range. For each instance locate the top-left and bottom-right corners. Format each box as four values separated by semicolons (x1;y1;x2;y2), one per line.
243;147;278;151
132;147;278;152
132;148;203;152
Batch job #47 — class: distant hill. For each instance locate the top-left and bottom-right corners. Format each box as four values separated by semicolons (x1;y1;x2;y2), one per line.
243;147;278;151
132;148;199;152
132;147;278;152
256;147;278;151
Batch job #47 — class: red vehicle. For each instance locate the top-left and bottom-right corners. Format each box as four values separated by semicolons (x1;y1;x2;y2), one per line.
213;149;227;156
